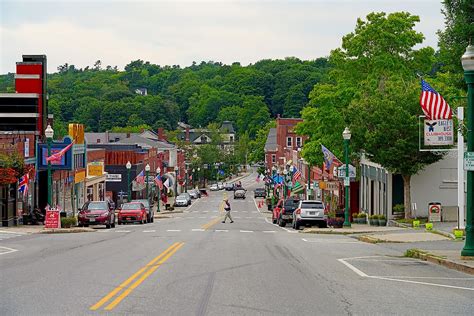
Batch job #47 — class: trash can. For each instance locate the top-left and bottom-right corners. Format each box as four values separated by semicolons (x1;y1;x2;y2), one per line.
428;202;441;222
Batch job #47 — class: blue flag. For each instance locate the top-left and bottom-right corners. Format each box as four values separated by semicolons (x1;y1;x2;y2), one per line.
321;144;336;170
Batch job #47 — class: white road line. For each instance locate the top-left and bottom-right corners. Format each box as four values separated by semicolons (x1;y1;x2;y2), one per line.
337;259;368;277
167;229;181;232
263;231;276;233
97;230;111;233
0;230;27;235
302;238;360;244
215;229;228;232
370;276;474;291
143;230;156;233
115;230;131;233
240;230;254;233
0;246;18;256
192;229;205;232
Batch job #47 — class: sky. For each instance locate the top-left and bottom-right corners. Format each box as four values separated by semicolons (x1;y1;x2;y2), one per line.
0;0;445;74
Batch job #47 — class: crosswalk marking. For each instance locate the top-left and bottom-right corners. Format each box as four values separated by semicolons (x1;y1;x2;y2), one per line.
263;231;276;233
167;229;181;232
115;230;131;233
192;229;205;232
143;230;156;233
240;230;254;233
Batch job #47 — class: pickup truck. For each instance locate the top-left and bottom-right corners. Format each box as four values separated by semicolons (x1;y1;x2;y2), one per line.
272;197;300;227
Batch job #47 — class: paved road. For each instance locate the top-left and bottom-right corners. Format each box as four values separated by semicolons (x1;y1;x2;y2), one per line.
1;173;473;315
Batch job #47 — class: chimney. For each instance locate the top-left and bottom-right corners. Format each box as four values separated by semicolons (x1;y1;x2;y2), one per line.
185;127;190;142
158;128;167;141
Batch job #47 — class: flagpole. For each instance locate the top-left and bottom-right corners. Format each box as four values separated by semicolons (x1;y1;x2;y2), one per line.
458;107;465;229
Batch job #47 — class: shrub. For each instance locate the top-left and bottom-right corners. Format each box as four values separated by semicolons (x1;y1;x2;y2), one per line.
393;204;404;214
379;215;386;220
358;213;367;218
61;216;77;228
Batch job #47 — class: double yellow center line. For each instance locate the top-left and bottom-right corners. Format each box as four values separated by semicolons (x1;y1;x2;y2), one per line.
90;242;184;311
202;200;226;230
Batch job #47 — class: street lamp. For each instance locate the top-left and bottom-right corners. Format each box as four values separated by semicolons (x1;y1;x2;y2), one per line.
45;124;54;206
126;161;132;202
283;169;288;200
156;167;161;213
145;163;150;201
184;168;188;193
342;127;351;228
174;166;179;197
192;168;195;189
461;42;474;257
197;167;201;188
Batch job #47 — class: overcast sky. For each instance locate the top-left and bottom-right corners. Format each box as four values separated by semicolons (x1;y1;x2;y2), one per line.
0;0;445;74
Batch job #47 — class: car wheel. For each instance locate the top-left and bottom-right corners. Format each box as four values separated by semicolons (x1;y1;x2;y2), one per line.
118;221;122;225
106;223;111;229
278;217;286;227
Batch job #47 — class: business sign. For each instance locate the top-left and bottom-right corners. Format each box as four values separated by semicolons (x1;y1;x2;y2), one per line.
36;137;73;170
68;123;85;144
45;208;61;229
87;162;104;177
337;164;356;179
24;138;29;158
319;181;339;191
75;170;86;184
424;119;453;146
106;174;122;182
464;152;474;171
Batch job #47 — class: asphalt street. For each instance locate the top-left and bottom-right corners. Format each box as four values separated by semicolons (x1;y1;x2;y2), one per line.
1;173;473;315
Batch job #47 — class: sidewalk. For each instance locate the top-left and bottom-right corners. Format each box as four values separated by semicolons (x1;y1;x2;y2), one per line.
406;247;474;275
302;224;405;235
0;226;95;234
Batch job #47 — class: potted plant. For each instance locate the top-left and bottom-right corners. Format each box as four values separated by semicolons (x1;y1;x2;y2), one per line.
328;217;344;228
369;214;377;226
378;214;387;226
392;204;404;220
358;212;367;224
353;214;360;224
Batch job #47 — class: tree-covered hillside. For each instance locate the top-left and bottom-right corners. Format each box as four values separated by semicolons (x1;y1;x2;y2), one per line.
0;57;329;138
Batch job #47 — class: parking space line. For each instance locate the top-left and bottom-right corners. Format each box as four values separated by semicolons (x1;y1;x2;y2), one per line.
0;246;19;256
337;258;368;277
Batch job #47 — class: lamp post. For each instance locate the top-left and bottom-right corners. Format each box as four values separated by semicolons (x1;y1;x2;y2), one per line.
192;168;195;189
174;166;179;197
461;43;474;257
283;169;288;200
197;167;201;188
184;168;188;193
342;127;351;228
126;161;132;202
156;167;161;213
45;124;54;206
145;163;150;201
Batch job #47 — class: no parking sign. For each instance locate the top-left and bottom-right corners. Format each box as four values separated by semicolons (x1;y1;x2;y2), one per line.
428;202;441;222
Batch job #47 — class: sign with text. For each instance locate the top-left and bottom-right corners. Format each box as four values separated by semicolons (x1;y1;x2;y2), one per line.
319;181;339;191
424;119;453;146
464;152;474;171
36;138;73;170
106;174;122;182
87;162;104;177
45;208;60;229
337;164;356;179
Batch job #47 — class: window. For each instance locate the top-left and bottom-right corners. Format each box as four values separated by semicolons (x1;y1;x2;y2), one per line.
272;154;276;163
287;137;292;147
229;136;234;142
296;137;302;148
97;139;101;143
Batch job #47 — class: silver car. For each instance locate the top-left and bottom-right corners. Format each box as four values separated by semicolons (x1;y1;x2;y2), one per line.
292;200;326;230
174;194;190;207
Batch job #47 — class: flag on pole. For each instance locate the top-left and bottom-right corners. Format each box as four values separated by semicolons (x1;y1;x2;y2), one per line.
163;178;170;188
321;144;338;170
292;168;301;183
18;173;29;196
46;141;74;163
154;174;163;190
420;79;452;120
134;170;145;185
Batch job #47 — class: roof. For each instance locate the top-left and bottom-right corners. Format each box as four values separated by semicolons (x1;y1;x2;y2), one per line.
220;121;235;133
264;128;277;151
117;134;175;149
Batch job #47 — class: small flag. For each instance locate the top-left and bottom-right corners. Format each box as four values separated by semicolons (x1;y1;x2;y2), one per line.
46;141;74;163
154;174;163;190
18;174;29;196
420;79;452;120
292;168;301;183
135;170;145;185
321;144;340;171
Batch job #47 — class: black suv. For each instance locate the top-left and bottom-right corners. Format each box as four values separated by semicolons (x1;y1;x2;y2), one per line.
254;188;266;198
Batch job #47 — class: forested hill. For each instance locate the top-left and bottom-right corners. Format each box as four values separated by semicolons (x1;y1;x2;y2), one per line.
0;57;329;137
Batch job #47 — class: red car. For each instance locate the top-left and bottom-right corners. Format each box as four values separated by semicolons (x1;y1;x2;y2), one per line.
78;200;115;228
272;197;300;227
118;202;147;225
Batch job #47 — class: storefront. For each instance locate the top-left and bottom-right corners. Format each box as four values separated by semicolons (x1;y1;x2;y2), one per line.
86;162;106;202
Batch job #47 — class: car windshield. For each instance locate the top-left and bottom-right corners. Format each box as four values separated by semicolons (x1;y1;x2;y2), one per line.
122;203;142;210
284;200;300;209
255;189;265;192
301;202;324;209
177;195;187;200
86;202;107;210
132;200;149;208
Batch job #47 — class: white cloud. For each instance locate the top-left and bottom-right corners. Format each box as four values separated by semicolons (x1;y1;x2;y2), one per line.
0;1;444;73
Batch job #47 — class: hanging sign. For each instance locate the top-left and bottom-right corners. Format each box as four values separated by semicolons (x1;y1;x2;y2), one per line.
424;119;453;146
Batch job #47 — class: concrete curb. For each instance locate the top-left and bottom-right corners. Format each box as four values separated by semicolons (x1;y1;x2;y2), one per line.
406;248;474;276
301;229;397;236
154;210;183;216
40;228;96;234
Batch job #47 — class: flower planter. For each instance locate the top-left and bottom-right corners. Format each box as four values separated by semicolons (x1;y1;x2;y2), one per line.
413;220;420;229
453;229;464;239
359;218;367;224
425;223;433;231
378;219;387;226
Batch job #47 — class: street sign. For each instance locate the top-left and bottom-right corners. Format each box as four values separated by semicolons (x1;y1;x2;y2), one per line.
106;174;122;182
344;177;350;187
464;152;474;171
337;165;356;179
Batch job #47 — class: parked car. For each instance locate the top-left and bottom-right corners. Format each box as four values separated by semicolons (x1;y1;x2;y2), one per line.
254;188;266;198
272;197;300;227
234;188;246;199
131;199;154;223
78;200;115;228
293;200;327;230
217;182;224;190
225;183;234;191
210;183;219;191
189;189;201;199
175;193;191;206
118;202;147;225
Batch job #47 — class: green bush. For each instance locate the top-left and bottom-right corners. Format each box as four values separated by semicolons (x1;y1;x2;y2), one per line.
61;216;77;228
358;213;367;218
393;204;404;214
379;214;386;220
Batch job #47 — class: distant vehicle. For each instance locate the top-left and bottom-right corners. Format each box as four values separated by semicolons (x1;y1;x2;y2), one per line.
118;202;147;225
234;188;246;199
175;194;191;206
225;183;234;191
254;188;266;198
78;200;115;228
272;197;300;227
189;189;201;199
293;200;327;230
217;182;224;190
131;199;153;223
210;184;219;191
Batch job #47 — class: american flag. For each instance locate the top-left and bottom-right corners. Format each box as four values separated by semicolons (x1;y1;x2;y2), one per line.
18;174;29;196
420;79;452;120
292;168;301;183
154;174;163;190
135;170;145;185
